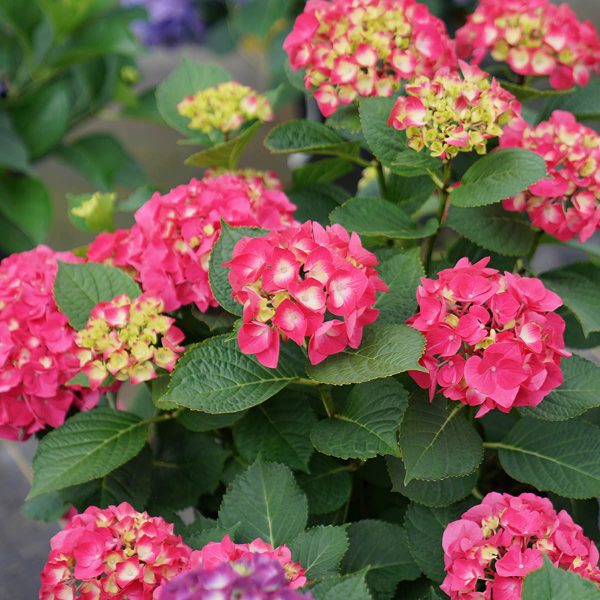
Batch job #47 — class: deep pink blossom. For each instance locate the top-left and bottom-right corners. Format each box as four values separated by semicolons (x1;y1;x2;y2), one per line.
88;171;296;312
407;257;569;417
500;110;600;243
441;492;600;599
225;221;388;367
284;0;456;117
456;0;600;90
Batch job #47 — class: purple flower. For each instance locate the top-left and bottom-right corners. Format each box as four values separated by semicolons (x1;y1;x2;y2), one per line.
158;554;313;600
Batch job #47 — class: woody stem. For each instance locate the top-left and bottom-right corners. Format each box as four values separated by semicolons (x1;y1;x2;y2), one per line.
423;161;452;274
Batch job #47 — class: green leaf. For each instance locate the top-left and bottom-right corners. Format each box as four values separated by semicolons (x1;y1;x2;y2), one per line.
54;262;141;330
156;59;231;140
496;418;600;499
450;149;547;208
375;249;424;325
38;0;107;38
541;263;600;336
28;409;149;499
0;175;52;253
306;324;425;386
404;501;471;583
209;222;268;316
185;122;261;169
311;379;408;459
343;520;421;599
501;81;576;102
229;0;293;38
311;573;373;600
330;197;437;240
447;237;518;273
542;79;600;120
67;192;116;233
520;355;600;421
162;335;306;413
446;204;536;257
289;526;349;581
289;183;350;226
0;111;30;172
399;397;483;483
326;104;362;135
265;119;360;160
522;557;600;600
386;457;477;508
291;158;355;188
297;454;352;515
219;460;308;547
22;491;70;523
178;409;247;432
233;394;318;472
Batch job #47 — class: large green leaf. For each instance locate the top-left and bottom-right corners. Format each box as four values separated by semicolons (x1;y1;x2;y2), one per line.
306;325;425;385
229;0;293;38
178;409;247;432
520;355;600;421
312;573;373;600
208;222;268;316
330;197;437;240
67;192;115;234
162;335;307;413
0;111;30;172
343;520;421;599
233;394;318;472
289;526;349;581
541;263;600;336
54;262;141;330
386;457;477;508
522;557;600;599
399;397;483;483
496;418;600;499
375;249;424;325
291;158;355;188
542;79;600;120
311;379;408;459
446;204;536;257
38;0;106;38
219;460;308;547
450;149;547;208
289;183;349;226
29;409;149;499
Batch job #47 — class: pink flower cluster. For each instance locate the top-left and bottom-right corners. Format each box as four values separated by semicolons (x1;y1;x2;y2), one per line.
408;257;569;417
88;171;296;313
39;502;194;599
500;110;600;243
441;492;600;599
225;221;388;367
0;246;99;442
283;0;456;117
456;0;600;90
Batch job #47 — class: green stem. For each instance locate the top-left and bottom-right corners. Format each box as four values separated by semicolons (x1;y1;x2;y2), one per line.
376;161;388;199
296;377;320;387
526;229;544;264
319;385;335;418
471;487;483;500
482;442;507;450
423;161;452;274
147;409;182;425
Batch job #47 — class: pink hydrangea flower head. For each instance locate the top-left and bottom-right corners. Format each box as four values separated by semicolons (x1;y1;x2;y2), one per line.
283;0;457;117
389;61;521;160
441;492;600;599
224;221;388;367
500;110;600;243
407;257;570;417
75;294;185;388
87;171;297;312
456;0;600;90
177;81;273;135
39;502;195;599
0;246;99;441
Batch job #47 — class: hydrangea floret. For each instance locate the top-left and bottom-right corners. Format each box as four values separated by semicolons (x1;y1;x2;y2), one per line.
224;221;388;367
441;492;600;599
75;294;184;388
0;246;99;441
407;257;570;417
388;61;521;160
39;502;195;599
88;172;296;313
455;0;600;90
177;82;273;135
283;0;456;116
499;110;600;243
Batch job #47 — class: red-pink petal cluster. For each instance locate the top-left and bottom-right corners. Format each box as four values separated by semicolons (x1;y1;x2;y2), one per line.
225;221;388;367
283;0;456;117
500;110;600;243
441;492;600;599
407;257;569;417
389;61;521;160
0;246;99;442
88;171;296;313
456;0;600;90
39;502;194;600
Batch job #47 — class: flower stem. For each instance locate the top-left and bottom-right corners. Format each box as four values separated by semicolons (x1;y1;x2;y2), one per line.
376;161;388;199
319;385;335;418
423;161;452;274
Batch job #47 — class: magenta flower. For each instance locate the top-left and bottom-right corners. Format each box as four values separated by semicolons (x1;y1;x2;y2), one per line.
441;492;600;599
224;221;388;368
500;110;600;243
407;257;570;417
